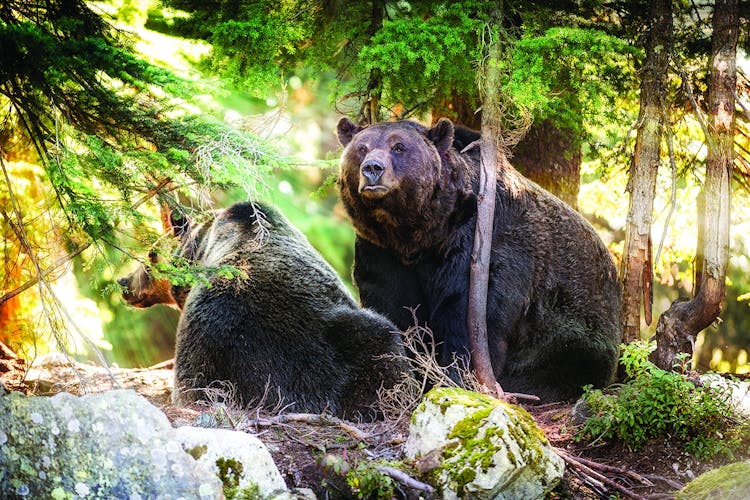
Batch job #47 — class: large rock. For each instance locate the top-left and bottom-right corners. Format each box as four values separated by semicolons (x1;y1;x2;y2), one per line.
404;387;564;499
1;389;292;498
176;426;287;498
700;373;750;418
676;461;750;499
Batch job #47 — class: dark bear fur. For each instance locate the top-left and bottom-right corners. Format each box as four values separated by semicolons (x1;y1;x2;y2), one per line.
119;201;406;418
336;117;621;402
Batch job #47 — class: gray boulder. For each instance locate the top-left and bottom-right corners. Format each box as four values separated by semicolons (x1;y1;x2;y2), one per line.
176;426;287;498
404;387;564;499
0;389;228;498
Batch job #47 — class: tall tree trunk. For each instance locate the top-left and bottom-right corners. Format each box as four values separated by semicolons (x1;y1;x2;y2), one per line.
431;91;482;129
620;0;673;344
512;120;581;209
360;1;384;124
651;0;737;369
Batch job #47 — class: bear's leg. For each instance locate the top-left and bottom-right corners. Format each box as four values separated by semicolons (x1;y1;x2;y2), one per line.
353;237;428;329
504;312;619;402
322;305;406;419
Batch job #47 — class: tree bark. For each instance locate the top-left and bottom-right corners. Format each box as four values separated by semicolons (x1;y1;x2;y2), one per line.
361;1;384;125
620;0;673;344
651;0;737;369
512;120;581;209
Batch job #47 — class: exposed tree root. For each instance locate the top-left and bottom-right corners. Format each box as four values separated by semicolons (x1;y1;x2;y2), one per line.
555;447;654;500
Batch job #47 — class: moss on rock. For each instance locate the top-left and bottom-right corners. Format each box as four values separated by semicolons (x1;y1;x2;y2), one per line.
405;387;564;500
676;461;750;500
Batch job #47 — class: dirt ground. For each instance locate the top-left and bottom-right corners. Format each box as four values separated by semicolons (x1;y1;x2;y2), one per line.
1;352;746;499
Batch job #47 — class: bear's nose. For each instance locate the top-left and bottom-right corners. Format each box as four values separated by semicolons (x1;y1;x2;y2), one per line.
361;159;385;184
117;277;128;288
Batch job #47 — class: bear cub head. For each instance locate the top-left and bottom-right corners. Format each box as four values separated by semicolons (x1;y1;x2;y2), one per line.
118;251;177;309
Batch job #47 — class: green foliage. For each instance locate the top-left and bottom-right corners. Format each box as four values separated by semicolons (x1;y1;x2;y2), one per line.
345;461;398;500
158;0;332;96
0;1;289;361
159;0;638;139
319;453;405;499
506;27;639;139
354;1;488;115
577;341;746;460
151;256;248;289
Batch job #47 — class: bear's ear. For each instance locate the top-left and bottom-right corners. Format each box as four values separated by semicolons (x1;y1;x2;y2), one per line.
337;117;363;147
169;211;191;239
427;118;455;153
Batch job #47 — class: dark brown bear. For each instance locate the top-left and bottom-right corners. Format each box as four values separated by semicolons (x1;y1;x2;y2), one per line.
337;118;621;402
118;201;406;418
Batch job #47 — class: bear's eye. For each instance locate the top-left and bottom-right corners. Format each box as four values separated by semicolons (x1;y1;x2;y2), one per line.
357;144;368;155
391;142;406;153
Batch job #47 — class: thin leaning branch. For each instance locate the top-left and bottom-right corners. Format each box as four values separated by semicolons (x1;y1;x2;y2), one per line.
672;57;713;149
653;109;678;266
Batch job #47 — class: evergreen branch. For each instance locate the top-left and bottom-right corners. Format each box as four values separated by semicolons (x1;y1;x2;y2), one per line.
0;176;171;306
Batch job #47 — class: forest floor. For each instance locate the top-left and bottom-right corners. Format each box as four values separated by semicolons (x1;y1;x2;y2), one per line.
1;351;746;499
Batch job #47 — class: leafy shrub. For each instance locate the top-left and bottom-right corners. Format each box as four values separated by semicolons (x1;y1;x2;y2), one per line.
577;341;746;459
346;461;397;500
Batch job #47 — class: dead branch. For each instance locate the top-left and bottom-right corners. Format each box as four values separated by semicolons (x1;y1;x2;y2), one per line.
146;358;175;370
377;465;435;495
568;466;608;497
642;473;684;491
505;392;541;403
247;412;370;441
470;23;504;396
562;452;653;486
671;58;713;149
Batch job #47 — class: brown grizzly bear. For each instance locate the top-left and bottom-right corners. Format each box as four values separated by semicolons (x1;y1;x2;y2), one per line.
336;117;621;402
118;201;406;418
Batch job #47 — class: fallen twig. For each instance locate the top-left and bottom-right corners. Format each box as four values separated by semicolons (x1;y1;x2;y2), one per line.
505;391;541;403
377;465;434;494
569;466;608;497
642;473;684;491
247;412;370;441
146;358;175;370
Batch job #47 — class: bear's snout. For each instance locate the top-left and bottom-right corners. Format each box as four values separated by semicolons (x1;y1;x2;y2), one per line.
361;158;385;184
358;150;395;198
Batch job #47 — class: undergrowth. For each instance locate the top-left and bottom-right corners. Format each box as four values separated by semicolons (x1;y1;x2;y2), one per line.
577;341;750;460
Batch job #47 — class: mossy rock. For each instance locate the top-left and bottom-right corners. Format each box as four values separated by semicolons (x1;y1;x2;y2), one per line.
676;461;750;500
405;387;564;500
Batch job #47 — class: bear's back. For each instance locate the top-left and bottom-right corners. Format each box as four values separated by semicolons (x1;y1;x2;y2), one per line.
172;201;402;415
